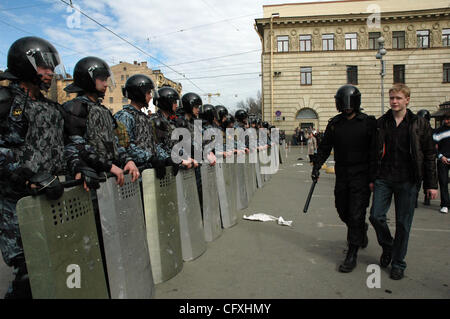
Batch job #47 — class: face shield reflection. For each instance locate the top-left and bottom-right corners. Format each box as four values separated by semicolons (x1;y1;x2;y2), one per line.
26;49;67;79
88;65;116;90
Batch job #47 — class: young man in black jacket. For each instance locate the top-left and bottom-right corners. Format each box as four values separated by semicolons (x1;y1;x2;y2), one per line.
369;84;438;280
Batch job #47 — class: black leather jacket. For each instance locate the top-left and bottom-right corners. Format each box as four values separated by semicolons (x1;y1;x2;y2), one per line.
370;109;438;189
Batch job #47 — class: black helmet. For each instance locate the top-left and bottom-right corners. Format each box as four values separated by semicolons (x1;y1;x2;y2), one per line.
235;109;248;122
155;86;179;113
3;36;64;90
65;56;114;96
181;92;202;114
222;114;235;130
215;105;228;121
122;74;155;106
199;104;218;124
262;121;270;129
335;84;361;112
417;109;431;122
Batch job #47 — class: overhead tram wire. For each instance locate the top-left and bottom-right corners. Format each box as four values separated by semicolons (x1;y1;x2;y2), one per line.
58;0;226;105
148;11;261;40
0;18;115;65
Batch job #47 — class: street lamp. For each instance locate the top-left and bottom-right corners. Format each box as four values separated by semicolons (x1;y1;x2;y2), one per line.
376;36;387;115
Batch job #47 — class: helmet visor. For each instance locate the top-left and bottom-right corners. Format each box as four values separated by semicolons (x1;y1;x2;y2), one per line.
335;94;361;111
87;64;116;90
26;49;67;79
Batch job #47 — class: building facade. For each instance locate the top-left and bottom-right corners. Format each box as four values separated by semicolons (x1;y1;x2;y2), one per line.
255;0;450;133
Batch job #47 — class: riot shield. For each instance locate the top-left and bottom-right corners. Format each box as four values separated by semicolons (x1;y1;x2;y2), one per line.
215;162;238;228
16;186;109;299
176;169;206;261
255;154;263;188
243;155;252;203
201;164;222;242
235;159;249;210
96;174;154;299
142;168;183;284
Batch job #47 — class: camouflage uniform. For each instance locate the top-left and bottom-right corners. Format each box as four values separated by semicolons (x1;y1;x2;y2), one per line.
63;95;133;176
114;104;155;167
0;83;66;266
149;110;177;161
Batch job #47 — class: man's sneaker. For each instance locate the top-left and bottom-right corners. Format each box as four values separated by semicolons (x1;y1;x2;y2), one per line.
440;207;448;214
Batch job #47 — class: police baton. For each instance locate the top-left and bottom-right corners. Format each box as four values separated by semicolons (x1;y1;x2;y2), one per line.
303;180;317;213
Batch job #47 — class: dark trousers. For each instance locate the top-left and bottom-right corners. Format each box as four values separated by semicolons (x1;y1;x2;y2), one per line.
370;179;417;270
437;160;450;208
334;172;370;247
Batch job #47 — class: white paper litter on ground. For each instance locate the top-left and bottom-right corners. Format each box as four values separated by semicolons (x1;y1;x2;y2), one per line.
243;213;293;227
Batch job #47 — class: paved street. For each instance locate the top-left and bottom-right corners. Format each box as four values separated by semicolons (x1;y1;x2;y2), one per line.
1;145;449;299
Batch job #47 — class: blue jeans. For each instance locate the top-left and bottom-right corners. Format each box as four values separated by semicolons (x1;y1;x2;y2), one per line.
369;179;418;270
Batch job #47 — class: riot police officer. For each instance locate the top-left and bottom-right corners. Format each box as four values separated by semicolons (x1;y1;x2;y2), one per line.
150;86;193;178
0;36;67;298
114;74;166;171
63;56;139;187
311;84;376;273
235;109;250;153
416;109;432;206
215;105;228;127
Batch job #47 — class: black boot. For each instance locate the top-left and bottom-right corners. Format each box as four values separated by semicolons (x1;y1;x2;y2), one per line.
361;223;369;249
339;244;358;273
4;255;32;299
380;245;392;268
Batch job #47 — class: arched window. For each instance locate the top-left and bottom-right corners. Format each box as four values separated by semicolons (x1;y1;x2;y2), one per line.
296;108;318;119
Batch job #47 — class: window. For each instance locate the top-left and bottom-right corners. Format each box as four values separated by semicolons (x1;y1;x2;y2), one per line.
123;67;127;71
109;97;114;104
347;66;358;85
443;29;450;47
299;35;312;51
345;33;358;50
393;31;406;49
300;67;312;85
444;64;450;83
394;65;405;84
277;36;289;52
121;74;125;81
369;32;381;50
417;30;430;48
322;34;334;51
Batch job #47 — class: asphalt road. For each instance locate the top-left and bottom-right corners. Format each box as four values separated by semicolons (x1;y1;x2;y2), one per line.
1;145;449;299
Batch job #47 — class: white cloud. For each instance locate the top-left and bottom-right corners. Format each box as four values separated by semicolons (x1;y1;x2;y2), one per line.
37;0;332;110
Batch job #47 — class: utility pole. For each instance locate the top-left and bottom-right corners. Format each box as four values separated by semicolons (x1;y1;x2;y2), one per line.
376;37;387;115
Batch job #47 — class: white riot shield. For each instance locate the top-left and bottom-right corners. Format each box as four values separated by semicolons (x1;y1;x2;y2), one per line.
255;154;263;188
176;169;206;261
201;164;222;242
142;169;183;284
243;155;253;204
235;161;249;210
215;162;238;228
16;186;109;299
96;174;154;299
249;162;258;196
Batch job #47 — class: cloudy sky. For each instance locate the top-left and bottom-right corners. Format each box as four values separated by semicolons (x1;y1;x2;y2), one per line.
0;0;331;111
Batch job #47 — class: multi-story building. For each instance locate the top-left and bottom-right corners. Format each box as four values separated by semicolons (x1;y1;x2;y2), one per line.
255;0;450;133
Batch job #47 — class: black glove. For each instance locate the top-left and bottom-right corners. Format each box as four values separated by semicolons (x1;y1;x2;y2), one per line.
311;167;320;182
80;149;112;173
150;157;166;180
28;172;64;200
10;167;35;193
78;166;101;190
165;157;180;177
